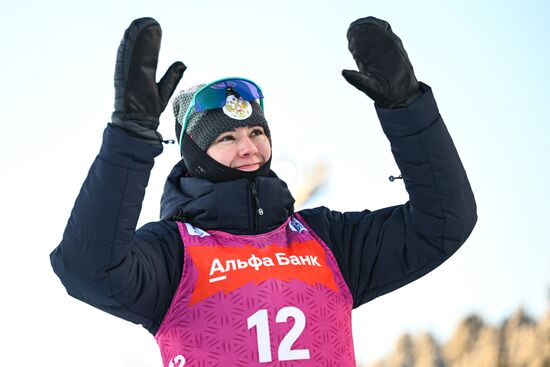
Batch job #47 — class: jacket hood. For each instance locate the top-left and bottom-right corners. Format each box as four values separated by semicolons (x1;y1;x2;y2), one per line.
160;159;295;235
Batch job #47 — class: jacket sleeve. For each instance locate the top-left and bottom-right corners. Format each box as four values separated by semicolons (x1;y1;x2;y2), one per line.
299;83;477;308
50;124;184;334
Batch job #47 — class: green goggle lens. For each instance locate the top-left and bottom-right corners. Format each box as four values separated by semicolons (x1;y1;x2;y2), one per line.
194;79;264;112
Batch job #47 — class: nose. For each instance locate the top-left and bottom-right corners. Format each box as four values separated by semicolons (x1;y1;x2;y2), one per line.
237;135;259;156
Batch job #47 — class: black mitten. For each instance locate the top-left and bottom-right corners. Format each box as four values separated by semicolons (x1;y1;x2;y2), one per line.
342;16;421;108
111;17;186;145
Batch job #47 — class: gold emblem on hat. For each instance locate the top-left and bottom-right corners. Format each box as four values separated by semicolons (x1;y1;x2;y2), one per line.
222;95;253;120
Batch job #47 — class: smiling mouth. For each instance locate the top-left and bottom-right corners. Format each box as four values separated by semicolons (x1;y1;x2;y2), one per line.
236;163;261;171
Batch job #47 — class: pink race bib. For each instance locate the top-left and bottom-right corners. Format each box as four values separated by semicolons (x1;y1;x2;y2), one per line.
155;216;355;366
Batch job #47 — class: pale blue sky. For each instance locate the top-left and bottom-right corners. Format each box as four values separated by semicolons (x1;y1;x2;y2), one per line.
1;0;549;365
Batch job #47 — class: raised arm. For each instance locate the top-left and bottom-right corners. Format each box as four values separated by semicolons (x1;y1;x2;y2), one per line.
300;17;477;308
50;18;185;332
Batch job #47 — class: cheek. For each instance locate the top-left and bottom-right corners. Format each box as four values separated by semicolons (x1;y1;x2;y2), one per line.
206;146;235;167
259;140;272;160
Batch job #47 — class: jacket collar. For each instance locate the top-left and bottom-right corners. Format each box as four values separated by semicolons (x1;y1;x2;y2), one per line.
160;159;295;235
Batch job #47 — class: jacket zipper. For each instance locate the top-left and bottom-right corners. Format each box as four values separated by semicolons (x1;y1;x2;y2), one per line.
250;181;264;233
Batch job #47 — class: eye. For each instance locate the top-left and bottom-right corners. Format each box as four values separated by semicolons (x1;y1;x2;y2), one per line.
250;128;265;137
216;134;235;143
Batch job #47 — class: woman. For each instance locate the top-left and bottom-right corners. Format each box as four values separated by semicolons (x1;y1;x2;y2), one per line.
51;16;477;366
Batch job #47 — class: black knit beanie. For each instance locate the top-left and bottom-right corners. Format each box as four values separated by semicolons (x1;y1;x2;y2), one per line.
173;84;271;150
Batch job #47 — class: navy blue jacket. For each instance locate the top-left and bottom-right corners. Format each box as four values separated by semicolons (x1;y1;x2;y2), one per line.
50;84;477;335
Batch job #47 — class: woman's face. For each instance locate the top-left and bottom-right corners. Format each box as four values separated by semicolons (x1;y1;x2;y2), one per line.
206;126;271;171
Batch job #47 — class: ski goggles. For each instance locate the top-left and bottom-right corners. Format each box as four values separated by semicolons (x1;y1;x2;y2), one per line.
179;77;264;145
